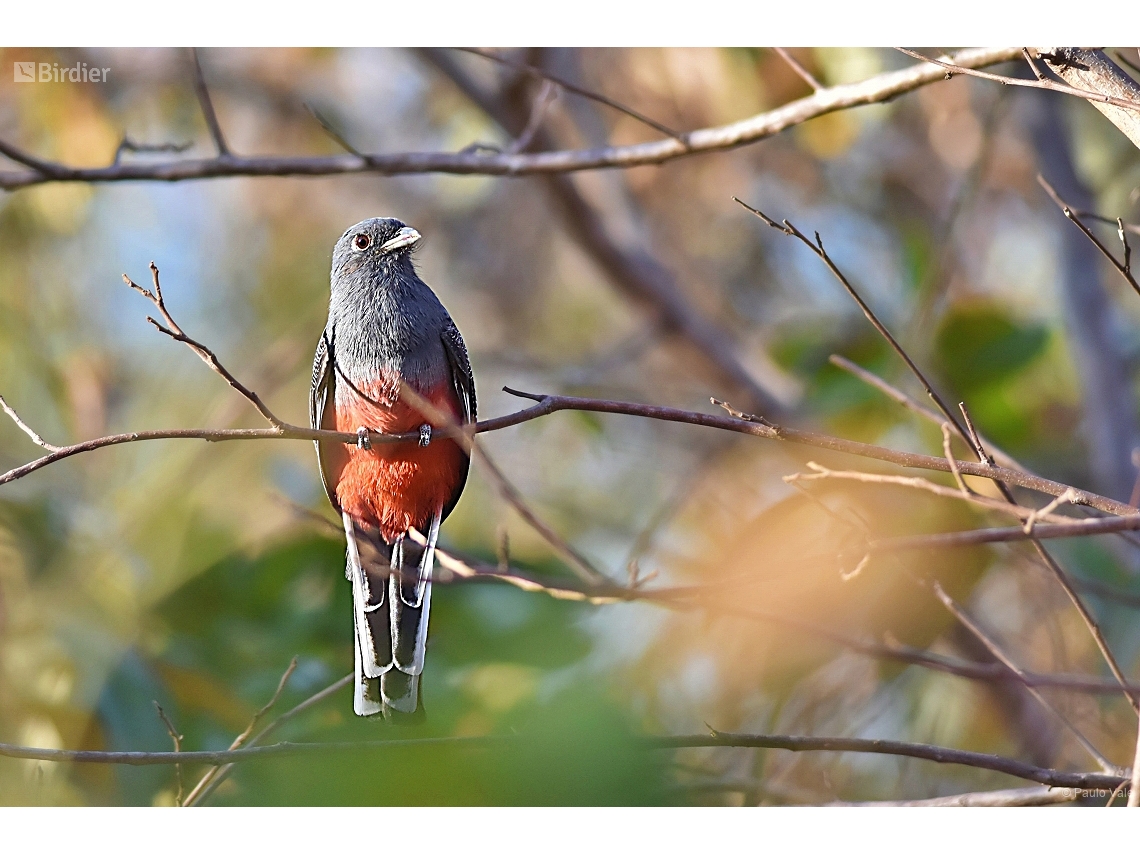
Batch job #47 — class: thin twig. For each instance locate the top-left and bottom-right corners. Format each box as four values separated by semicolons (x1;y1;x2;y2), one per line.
1023;489;1078;535
186;671;353;807
874;514;1140;550
113;137;193;166
828;355;1023;472
786;462;1070;526
507;81;557;154
395;380;608;586
894;48;1140;114
738;197;1140;714
951;402;1137;714
153;702;185;806
0;48;1025;190
124;263;285;427
773;48;823;91
304;104;362;156
735;198;970;441
0;394;60;451
1021;48;1049;82
0;731;1127;791
933;583;1118;773
1038;173;1140;297
182;656;298;807
833;353;1140;548
189;48;230;156
1128;713;1140;806
831;786;1081;806
941;423;972;495
453;47;687;142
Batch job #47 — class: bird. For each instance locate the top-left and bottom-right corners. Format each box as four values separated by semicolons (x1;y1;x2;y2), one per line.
310;217;476;718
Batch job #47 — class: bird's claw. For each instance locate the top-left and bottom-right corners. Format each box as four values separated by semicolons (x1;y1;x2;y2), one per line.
418;424;432;447
356;426;371;450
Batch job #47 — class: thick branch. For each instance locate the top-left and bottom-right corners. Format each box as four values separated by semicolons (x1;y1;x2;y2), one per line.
0;48;1022;191
1039;48;1140;151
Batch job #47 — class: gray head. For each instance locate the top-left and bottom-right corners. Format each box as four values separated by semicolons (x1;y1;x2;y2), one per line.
331;217;424;288
326;217;451;366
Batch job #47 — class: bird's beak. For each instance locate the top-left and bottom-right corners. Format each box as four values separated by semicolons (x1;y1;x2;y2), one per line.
378;226;421;254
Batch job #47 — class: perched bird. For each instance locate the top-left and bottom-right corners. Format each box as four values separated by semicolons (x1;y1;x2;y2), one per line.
310;218;476;717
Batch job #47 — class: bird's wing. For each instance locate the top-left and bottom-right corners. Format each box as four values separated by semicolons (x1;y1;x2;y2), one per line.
440;320;477;425
311;330;346;511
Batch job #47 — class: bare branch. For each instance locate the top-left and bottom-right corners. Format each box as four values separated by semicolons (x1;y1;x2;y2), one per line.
958;398;1131;709
894;48;1140;119
113;137;193;166
831;786;1080;806
8;390;1139;519
933;583;1119;773
153;702;184;806
0;48;1024;190
189;48;230;156
0;730;1127;791
828;355;1023;472
124;263;285;427
875;514;1140;550
0;394;61;452
304;104;362;156
506;81;556;154
1039;48;1140;152
454;47;686;142
785;462;1069;526
1038;173;1140;297
186;671;354;807
737;197;1140;714
1130;714;1140;807
735;198;971;441
183;656;298;807
773;48;823;92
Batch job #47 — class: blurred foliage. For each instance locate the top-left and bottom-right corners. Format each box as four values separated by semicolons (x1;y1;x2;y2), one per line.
2;47;1140;805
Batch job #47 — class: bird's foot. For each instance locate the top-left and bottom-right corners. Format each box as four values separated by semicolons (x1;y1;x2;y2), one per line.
356;426;372;450
418;424;432;447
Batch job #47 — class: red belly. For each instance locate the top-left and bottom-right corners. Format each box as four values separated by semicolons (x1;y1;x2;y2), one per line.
333;378;467;543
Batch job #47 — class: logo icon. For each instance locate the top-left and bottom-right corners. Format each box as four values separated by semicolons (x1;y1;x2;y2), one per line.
13;62;35;83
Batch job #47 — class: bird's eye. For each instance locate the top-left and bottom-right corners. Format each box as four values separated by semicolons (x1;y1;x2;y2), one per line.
352;233;372;251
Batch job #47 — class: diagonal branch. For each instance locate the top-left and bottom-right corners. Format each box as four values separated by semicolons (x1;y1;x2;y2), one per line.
736;198;970;439
186;671;354;807
828;355;1024;472
189;48;230;156
454;47;686;142
182;656;298;806
395;380;609;586
1038;173;1139;296
0;394;61;452
933;583;1119;773
124;263;284;427
737;199;1140;713
773;48;822;91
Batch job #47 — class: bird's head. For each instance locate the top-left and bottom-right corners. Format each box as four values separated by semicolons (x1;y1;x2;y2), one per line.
331;217;422;286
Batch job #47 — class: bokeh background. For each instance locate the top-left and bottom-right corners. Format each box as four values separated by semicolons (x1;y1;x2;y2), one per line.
2;47;1140;805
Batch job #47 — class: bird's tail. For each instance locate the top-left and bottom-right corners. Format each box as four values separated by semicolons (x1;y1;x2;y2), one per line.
343;510;440;718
